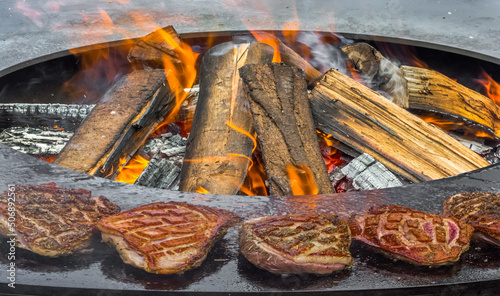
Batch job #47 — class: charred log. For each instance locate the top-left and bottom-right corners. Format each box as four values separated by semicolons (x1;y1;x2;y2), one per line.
341;42;409;108
239;63;335;195
179;42;274;195
402;65;500;139
54;69;179;178
310;69;490;183
0;126;73;156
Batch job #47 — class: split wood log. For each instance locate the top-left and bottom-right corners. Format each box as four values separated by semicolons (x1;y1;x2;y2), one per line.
179;42;274;195
233;32;322;84
0;126;73;156
341;42;409;108
128;25;182;68
239;63;335;195
54;69;179;178
310;68;490;183
402;65;500;139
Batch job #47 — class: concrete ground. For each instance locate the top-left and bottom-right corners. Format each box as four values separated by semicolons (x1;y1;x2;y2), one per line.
0;0;499;74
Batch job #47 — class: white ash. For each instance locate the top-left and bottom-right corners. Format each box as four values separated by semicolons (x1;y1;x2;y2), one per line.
0;126;73;155
0;103;94;120
341;153;404;190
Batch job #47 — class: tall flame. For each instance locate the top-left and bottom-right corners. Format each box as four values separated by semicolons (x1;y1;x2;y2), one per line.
286;164;319;196
476;70;500;105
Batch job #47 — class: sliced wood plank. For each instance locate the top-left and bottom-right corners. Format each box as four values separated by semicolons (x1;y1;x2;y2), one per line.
402;65;500;139
310;68;490;183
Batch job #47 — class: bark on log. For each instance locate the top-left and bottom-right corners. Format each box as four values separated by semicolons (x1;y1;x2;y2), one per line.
179;42;274;195
310;68;490;183
239;63;335;195
233;32;322;84
128;25;182;68
402;65;500;139
341;42;409;108
54;69;178;178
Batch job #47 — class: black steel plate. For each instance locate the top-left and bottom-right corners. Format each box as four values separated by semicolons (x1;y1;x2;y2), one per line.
1;143;500;295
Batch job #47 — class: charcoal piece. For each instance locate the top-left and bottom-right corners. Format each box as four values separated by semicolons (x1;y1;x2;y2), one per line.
0;126;73;155
341;153;403;190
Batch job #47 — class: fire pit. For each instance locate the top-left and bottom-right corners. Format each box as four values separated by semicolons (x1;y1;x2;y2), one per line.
2;1;500;295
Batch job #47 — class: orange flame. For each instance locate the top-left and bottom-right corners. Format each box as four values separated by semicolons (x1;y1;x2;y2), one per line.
286;164;319;196
476;70;500;105
316;130;343;173
249;30;281;63
115;154;150;184
419;115;493;139
195;186;211;194
240;154;268;196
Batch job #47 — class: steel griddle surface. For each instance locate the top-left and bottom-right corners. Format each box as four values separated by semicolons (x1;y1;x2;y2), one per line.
1;144;500;295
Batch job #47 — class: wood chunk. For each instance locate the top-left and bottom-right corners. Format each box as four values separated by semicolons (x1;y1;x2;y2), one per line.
54;69;177;177
0;127;73;155
341;153;404;190
128;26;182;68
402;65;500;139
310;69;490;183
239;63;335;195
233;32;322;84
135;133;187;190
179;42;274;195
341;43;409;108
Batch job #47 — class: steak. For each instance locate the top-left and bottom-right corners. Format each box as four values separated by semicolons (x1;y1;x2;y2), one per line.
349;205;473;265
97;202;241;274
443;192;500;246
239;214;353;274
0;183;120;257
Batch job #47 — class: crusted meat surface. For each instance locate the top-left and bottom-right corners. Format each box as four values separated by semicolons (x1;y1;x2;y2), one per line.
0;183;120;257
98;202;241;274
349;205;473;265
239;214;353;274
443;192;500;246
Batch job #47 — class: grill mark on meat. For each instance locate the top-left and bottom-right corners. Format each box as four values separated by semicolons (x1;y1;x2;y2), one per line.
443;192;500;246
0;183;120;257
239;214;353;274
98;202;241;274
350;205;473;265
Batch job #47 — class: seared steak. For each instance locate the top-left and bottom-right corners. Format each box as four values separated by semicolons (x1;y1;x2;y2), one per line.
239;214;353;274
349;205;473;265
443;192;500;246
0;183;120;257
98;202;241;274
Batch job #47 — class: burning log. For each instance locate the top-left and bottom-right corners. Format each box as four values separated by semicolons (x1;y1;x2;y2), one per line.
341;42;409;108
340;153;404;190
135;132;187;190
0;103;94;131
239;63;335;195
54;69;178;177
310;69;490;183
233;32;322;84
402;65;500;138
0;126;73;156
128;26;182;68
179;42;274;195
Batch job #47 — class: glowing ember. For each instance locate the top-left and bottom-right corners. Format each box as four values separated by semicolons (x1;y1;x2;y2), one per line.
115;154;150;184
317;130;343;172
286;164;319;196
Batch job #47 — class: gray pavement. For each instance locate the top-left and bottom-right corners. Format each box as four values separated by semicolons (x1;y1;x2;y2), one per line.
0;0;500;75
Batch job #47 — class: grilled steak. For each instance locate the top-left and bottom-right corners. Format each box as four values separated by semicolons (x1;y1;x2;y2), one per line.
349;205;473;265
98;202;241;274
239;214;353;274
0;183;120;257
443;192;500;246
